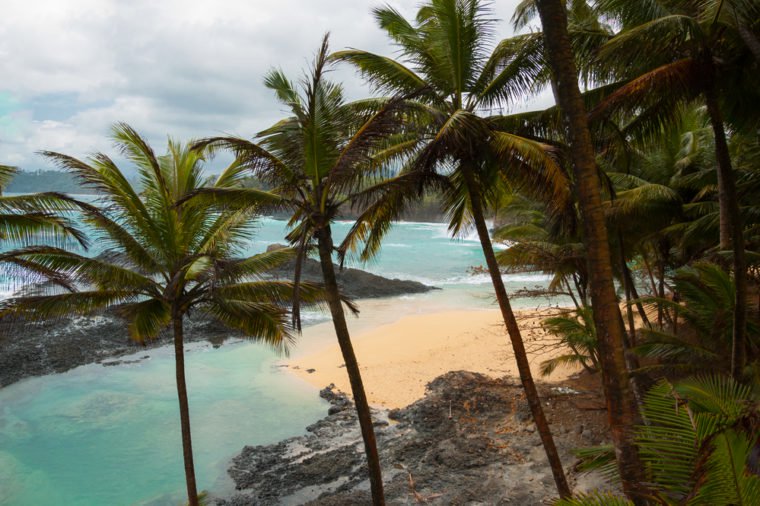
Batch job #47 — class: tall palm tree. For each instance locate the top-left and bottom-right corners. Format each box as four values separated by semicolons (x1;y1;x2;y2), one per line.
590;0;758;379
530;1;647;503
189;36;417;505
332;0;573;497
0;125;318;506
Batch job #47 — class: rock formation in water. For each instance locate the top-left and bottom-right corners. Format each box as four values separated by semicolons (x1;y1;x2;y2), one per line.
216;371;611;505
0;247;434;386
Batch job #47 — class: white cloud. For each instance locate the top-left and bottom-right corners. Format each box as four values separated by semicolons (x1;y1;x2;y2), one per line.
0;0;550;172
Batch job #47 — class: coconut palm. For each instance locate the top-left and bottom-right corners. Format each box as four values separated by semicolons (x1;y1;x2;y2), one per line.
188;36;422;505
590;0;760;380
332;0;574;497
494;193;588;308
0;125;320;506
528;0;648;502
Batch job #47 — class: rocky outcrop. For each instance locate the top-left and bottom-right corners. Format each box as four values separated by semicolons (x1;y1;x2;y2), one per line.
264;244;434;300
0;255;434;387
216;371;613;505
0;312;237;387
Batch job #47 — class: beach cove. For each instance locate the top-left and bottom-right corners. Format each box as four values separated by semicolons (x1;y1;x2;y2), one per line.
288;305;579;409
0;219;577;505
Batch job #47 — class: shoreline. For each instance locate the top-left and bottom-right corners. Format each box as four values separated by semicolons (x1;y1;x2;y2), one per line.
286;306;579;409
1;293;593;505
0;263;436;388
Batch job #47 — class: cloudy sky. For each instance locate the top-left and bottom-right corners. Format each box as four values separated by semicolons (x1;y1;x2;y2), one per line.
0;0;551;173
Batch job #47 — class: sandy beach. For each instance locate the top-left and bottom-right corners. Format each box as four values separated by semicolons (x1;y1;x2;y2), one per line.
288;307;581;408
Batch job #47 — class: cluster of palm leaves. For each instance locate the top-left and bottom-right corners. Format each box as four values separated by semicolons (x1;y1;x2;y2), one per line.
0;126;331;505
558;374;760;505
1;0;758;505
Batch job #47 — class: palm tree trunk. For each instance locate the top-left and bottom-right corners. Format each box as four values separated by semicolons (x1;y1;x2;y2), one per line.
702;56;748;380
657;255;666;328
616;235;637;347
315;225;385;506
625;263;651;329
704;81;747;381
564;278;581;310
173;307;199;506
643;252;659;298
534;1;647;502
465;172;571;499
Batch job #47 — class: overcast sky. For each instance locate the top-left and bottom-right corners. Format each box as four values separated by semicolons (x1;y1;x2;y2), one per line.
0;0;552;173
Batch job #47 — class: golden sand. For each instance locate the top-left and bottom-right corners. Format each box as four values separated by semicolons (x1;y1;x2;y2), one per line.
287;307;580;409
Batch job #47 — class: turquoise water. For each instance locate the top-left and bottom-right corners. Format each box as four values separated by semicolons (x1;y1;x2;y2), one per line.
0;219;552;505
0;342;325;506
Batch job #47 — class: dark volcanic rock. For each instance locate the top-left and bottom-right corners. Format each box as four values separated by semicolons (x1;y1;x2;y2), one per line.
0;254;434;387
0;311;239;387
265;245;434;300
215;371;612;505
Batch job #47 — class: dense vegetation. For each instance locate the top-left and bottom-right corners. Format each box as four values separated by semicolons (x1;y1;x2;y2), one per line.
1;1;758;505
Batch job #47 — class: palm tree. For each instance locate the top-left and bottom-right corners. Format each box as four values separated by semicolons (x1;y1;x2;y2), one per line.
494;192;588;308
590;0;758;380
530;0;647;502
540;307;600;377
0;125;318;506
332;0;573;497
189;36;417;505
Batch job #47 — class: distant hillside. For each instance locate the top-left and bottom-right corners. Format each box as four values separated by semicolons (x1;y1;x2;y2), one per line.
5;170;448;221
6;170;94;194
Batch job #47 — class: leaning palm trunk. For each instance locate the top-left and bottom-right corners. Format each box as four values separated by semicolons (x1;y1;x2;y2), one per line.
533;0;647;502
173;306;200;506
466;173;571;498
316;225;385;505
701;54;748;379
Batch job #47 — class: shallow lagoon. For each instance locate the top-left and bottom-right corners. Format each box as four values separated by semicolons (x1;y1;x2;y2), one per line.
0;341;325;505
0;219;553;505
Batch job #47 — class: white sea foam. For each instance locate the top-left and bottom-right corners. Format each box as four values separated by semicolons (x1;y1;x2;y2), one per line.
504;273;553;283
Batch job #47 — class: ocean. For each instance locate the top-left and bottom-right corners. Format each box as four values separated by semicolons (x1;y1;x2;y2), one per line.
0;218;553;505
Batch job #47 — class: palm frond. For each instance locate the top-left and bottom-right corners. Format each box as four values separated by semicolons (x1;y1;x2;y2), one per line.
332;49;429;100
0;290;136;321
118;299;171;343
202;299;293;355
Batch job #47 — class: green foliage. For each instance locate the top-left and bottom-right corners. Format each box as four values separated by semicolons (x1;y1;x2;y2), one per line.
554;491;633;506
569;374;760;505
540;306;600;376
636;262;759;374
0;165;88;249
639;375;759;504
494;192;587;305
333;0;572;257
0;125;317;351
189;35;410;328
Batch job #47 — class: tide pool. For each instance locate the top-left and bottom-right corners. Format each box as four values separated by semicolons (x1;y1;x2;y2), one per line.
0;219;554;505
0;341;325;506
